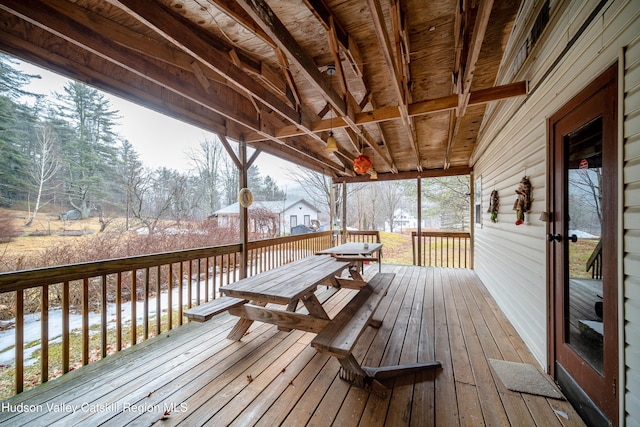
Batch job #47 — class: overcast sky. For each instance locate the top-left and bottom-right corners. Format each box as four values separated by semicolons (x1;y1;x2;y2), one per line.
16;59;299;188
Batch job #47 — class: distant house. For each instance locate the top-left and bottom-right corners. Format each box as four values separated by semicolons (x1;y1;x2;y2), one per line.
384;209;441;233
211;198;320;237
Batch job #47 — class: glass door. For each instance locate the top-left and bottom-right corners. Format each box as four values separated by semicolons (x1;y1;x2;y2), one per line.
548;64;617;425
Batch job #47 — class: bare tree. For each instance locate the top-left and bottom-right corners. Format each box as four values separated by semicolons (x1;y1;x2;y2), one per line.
287;166;333;209
25;124;59;226
379;181;406;233
188;137;223;214
130;167;185;234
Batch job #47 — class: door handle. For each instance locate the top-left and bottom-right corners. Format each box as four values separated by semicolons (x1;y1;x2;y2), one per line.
547;234;578;242
547;234;562;242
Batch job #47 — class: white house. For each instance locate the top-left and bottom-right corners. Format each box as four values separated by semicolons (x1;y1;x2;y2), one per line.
211;198;320;237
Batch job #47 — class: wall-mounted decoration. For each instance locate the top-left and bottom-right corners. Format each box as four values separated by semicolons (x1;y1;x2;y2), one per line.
238;188;253;208
513;176;532;225
488;190;499;223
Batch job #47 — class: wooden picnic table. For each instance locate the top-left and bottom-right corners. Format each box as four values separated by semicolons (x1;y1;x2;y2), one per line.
316;242;383;274
190;254;440;396
219;255;352;339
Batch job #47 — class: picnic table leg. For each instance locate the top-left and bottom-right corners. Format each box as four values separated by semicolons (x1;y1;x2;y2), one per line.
227;318;254;341
337;354;442;397
278;299;300;332
348;265;364;282
337;355;388;396
226;301;265;340
301;293;330;320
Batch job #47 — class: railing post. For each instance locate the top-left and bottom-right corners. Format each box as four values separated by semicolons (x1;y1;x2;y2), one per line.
417;177;422;266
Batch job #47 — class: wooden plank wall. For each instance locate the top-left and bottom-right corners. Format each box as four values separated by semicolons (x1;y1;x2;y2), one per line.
623;31;640;426
471;0;639;421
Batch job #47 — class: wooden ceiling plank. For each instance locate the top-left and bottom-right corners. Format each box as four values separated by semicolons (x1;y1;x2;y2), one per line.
234;0;346;117
111;0;301;126
113;0;333;147
203;0;277;49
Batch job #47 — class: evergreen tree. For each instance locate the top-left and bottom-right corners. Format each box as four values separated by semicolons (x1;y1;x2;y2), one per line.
54;81;121;218
0;54;42;100
0;96;30;206
0;55;41;206
260;175;286;200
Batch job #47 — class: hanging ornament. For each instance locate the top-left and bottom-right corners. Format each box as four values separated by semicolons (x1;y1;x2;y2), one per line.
238;188;253;208
353;154;372;175
513;176;532;225
488;190;499;223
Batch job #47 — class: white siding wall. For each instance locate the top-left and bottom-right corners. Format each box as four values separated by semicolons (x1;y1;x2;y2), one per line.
472;0;638;421
624;31;640;427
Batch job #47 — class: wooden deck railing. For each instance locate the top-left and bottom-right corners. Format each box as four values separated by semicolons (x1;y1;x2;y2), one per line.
412;231;471;268
0;231;332;397
345;230;381;244
586;239;603;279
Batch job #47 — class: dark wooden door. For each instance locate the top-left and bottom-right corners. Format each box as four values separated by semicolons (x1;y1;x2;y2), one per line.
547;64;618;425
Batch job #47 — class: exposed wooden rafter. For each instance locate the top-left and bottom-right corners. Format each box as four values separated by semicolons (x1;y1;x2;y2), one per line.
333;166;473;184
445;0;494;169
0;0;525;180
111;0;302;126
235;0;346;117
366;0;421;171
300;0;396;172
247;81;528;141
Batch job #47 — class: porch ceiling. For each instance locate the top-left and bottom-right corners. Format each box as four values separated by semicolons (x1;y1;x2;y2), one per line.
0;0;524;182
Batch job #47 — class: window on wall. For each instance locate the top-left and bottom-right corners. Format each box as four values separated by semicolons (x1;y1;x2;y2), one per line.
512;0;550;75
290;215;297;228
475;176;482;227
304;215;310;226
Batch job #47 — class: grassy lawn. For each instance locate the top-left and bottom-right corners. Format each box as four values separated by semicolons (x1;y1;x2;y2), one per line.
569;239;600;279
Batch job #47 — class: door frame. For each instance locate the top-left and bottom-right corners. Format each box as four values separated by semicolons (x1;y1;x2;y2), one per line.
546;62;618;425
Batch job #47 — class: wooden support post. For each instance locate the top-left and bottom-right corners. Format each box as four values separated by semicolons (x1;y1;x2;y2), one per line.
240;136;249;279
330;182;337;246
417;177;422;266
469;171;475;269
341;182;347;244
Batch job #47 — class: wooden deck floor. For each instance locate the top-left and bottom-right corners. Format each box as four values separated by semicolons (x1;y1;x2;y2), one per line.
0;265;586;426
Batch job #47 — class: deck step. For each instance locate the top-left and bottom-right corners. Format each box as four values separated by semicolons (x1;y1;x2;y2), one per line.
184;296;247;322
311;272;395;358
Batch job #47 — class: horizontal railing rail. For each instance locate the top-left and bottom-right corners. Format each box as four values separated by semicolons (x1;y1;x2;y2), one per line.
247;231;332;276
412;231;471;268
345;230;381;244
0;231;332;398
